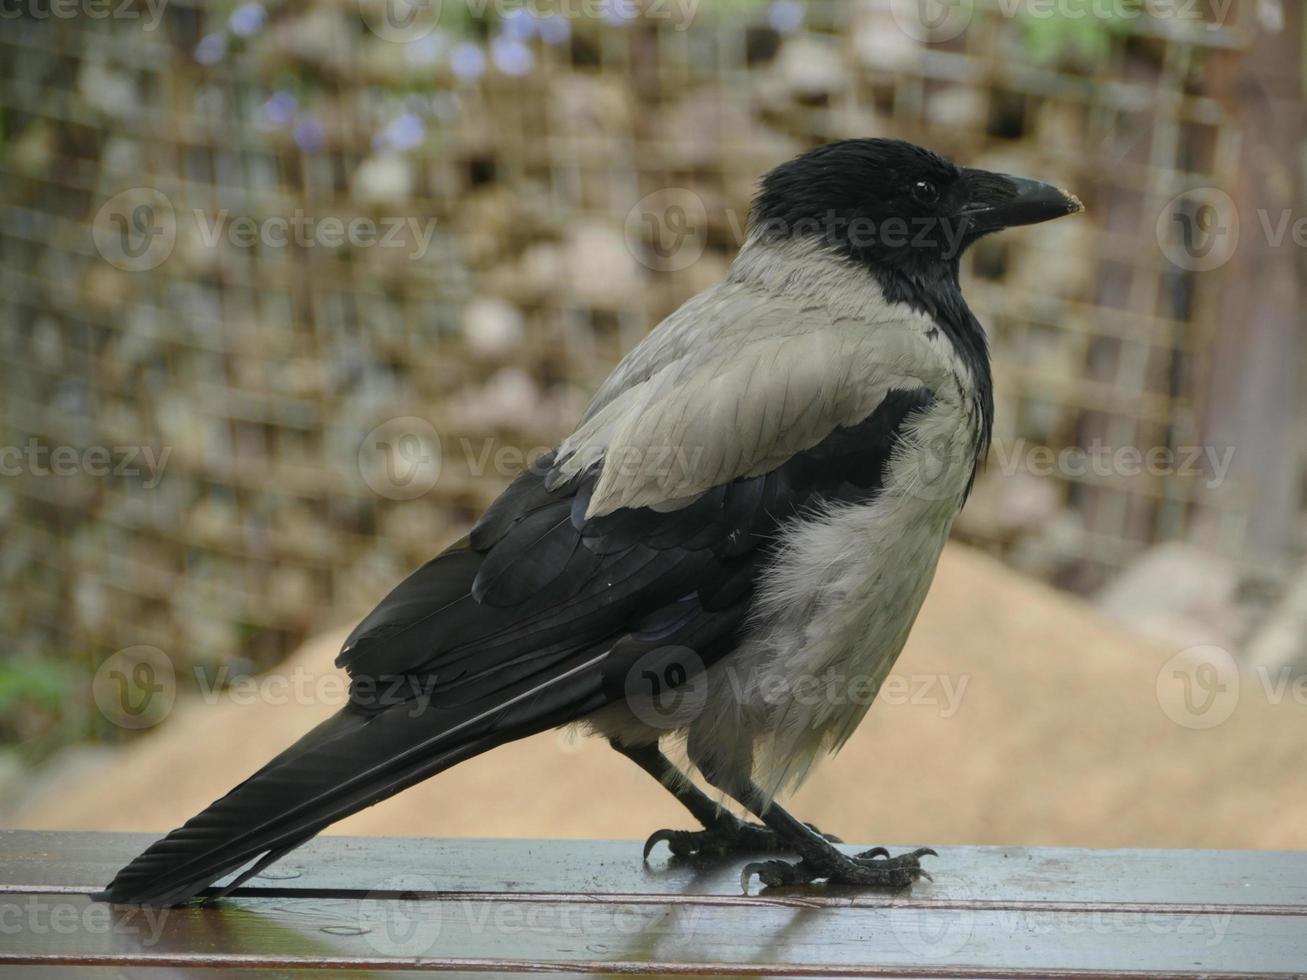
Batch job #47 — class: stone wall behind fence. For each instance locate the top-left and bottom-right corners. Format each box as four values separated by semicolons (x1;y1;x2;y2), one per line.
0;0;1271;748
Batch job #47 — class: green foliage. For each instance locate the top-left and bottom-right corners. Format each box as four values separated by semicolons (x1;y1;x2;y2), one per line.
1017;0;1140;65
693;0;773;17
0;657;83;760
0;658;74;716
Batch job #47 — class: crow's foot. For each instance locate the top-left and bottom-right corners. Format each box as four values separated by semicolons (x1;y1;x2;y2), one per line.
643;820;841;860
740;846;936;892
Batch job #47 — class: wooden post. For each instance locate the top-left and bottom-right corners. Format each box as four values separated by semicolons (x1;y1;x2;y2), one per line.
1199;1;1304;569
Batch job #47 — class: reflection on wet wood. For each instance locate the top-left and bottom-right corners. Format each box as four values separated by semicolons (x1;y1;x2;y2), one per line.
2;831;1304;976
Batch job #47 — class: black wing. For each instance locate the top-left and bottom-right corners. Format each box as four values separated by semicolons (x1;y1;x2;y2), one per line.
100;387;932;905
338;385;938;707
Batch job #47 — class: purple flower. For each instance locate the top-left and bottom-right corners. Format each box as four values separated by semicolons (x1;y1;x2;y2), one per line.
293;116;325;153
263;90;297;126
491;35;533;76
450;42;486;80
501;8;535;40
194;33;227;65
229;2;266;38
380;112;425;151
768;1;805;34
537;13;570;45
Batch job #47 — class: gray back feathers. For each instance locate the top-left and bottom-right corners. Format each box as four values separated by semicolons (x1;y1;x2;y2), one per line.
551;238;961;517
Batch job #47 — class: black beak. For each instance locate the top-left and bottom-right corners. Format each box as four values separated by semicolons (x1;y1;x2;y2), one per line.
957;170;1083;235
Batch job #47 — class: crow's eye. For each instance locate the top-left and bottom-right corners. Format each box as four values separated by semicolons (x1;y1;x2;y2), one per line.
911;180;939;205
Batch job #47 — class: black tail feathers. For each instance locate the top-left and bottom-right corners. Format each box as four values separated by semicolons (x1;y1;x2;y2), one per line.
98;702;495;906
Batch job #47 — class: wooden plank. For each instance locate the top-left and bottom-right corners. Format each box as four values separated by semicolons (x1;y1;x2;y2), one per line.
0;970;527;980
3;831;1306;915
0;969;596;980
0;890;1302;977
4;833;1304;976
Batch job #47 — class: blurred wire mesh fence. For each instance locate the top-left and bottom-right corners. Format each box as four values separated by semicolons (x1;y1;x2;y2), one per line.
0;0;1297;750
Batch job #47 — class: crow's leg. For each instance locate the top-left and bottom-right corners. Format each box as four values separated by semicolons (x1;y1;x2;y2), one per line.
704;774;934;892
609;740;839;859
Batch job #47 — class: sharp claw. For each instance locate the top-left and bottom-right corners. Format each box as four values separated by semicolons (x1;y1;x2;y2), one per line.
642;829;675;861
859;846;890;860
916;847;939;859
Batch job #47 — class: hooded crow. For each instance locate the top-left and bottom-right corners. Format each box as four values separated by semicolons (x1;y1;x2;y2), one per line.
101;138;1081;905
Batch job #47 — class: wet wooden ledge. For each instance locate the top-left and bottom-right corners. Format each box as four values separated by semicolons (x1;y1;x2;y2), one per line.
1;831;1304;977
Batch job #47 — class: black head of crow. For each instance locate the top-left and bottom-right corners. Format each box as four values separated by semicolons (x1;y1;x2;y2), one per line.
101;138;1081;905
755;138;1080;264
